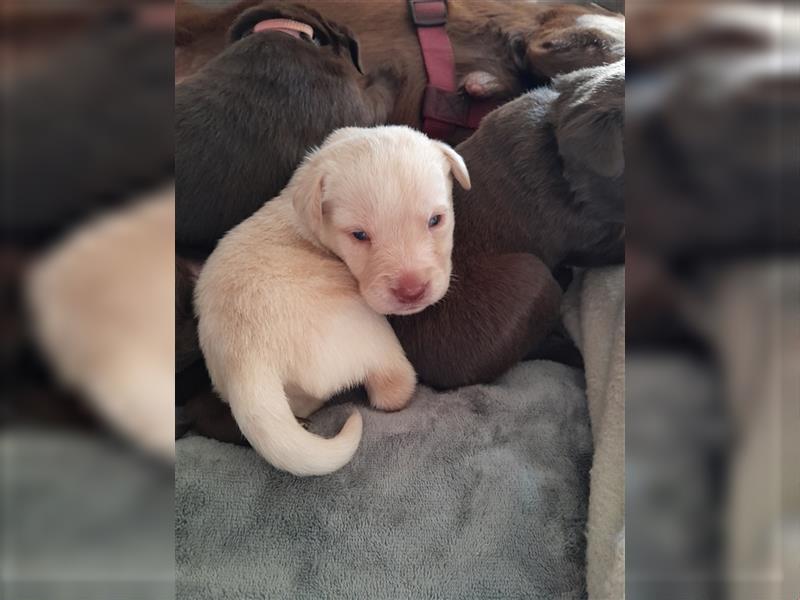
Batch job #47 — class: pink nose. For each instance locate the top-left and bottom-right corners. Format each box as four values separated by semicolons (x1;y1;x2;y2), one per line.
391;274;429;304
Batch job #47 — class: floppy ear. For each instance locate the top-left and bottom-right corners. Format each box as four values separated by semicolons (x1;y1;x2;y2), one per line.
507;33;530;72
434;142;471;190
329;22;364;74
553;61;624;179
552;61;624;223
346;36;364;74
289;160;325;238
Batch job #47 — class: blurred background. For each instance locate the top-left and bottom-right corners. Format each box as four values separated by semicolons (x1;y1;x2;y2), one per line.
1;1;797;599
2;1;175;598
626;2;798;599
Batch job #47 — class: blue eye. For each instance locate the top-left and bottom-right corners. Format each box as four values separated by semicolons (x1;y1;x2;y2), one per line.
428;214;442;228
352;231;370;241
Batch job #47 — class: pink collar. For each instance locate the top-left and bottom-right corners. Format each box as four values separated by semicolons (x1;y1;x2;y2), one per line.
253;18;314;41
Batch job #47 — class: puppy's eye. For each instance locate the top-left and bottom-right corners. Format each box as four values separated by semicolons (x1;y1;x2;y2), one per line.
352;231;370;242
428;214;442;228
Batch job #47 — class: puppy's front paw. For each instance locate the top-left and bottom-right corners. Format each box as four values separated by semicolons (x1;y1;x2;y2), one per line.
461;71;504;98
366;367;416;412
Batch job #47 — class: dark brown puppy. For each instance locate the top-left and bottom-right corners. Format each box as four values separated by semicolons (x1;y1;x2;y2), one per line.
3;8;173;242
176;0;625;143
175;2;398;250
390;60;625;388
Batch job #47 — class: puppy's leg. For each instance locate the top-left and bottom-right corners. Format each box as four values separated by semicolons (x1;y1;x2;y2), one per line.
461;71;506;98
291;301;416;414
365;353;416;413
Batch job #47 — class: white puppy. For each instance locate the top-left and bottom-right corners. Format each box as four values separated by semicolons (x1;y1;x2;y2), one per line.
195;126;470;476
26;187;175;462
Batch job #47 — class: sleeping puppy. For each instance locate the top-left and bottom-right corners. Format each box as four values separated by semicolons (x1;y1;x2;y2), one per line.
176;2;399;251
391;60;625;389
194;126;470;475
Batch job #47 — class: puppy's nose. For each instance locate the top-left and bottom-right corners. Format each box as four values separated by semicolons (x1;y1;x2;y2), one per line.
392;274;429;304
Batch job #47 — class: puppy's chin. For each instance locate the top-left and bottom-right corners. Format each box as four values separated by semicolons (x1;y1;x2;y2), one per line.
388;302;430;316
362;295;422;316
361;282;448;317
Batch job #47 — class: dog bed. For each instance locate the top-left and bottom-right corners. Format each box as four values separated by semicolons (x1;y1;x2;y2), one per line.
176;360;593;599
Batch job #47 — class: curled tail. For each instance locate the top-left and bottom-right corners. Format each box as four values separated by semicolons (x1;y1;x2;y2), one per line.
227;372;362;476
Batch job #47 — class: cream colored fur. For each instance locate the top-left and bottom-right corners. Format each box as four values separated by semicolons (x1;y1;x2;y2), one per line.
26;186;175;462
562;266;625;600
195;126;470;476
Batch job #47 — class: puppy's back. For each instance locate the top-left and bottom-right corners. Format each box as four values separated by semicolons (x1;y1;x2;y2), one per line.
176;34;380;251
194;198;357;383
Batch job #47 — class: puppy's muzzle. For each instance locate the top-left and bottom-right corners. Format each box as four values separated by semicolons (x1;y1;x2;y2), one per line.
391;273;430;305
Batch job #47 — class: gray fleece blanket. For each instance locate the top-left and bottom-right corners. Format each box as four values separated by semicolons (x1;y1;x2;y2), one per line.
176;360;592;599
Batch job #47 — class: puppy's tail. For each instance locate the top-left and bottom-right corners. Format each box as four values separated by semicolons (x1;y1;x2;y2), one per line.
227;373;362;476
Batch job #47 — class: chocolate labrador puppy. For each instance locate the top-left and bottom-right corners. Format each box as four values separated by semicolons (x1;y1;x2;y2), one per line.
391;60;624;388
176;2;398;251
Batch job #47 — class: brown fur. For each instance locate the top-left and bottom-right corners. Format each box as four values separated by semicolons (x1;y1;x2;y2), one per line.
176;0;623;142
175;2;399;249
390;61;624;389
391;253;562;388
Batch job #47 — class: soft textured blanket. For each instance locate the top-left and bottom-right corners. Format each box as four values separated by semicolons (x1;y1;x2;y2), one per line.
176;360;593;599
1;429;175;600
563;266;625;600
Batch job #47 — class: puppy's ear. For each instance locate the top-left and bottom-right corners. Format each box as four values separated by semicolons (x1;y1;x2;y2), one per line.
346;36;364;74
328;21;364;74
512;19;625;80
507;33;530;73
552;61;624;223
434;142;471;190
553;60;624;179
290;160;325;237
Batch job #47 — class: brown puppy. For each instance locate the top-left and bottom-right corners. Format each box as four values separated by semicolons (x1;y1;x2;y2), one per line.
176;1;398;250
391;60;625;388
176;0;625;143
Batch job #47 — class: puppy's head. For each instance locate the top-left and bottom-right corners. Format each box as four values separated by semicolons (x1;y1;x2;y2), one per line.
509;10;625;80
228;2;363;73
290;127;470;316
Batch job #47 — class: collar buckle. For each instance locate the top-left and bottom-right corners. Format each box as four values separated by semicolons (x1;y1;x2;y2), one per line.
408;0;447;27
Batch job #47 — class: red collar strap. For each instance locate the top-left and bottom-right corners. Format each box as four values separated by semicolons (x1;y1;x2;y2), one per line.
408;0;498;140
